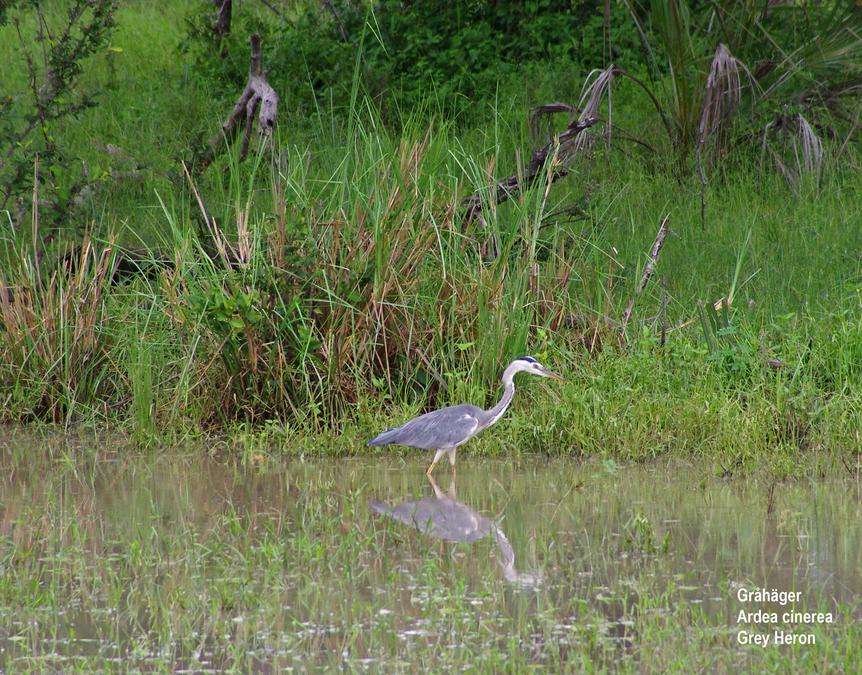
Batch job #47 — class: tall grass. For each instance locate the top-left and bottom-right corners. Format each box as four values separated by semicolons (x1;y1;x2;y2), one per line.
128;324;155;445
0;237;118;424
0;91;859;456
0;1;860;451
148;110;612;429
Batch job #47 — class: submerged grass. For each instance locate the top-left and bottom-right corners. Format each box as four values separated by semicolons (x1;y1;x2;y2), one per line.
1;439;860;671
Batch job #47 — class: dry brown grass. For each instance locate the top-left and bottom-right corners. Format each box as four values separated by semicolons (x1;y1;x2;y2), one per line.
0;239;117;421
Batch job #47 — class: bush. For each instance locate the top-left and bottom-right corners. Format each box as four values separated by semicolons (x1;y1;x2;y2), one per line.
182;1;642;120
0;0;117;236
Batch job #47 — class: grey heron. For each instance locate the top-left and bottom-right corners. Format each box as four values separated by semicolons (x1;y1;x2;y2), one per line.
369;474;541;588
367;356;564;475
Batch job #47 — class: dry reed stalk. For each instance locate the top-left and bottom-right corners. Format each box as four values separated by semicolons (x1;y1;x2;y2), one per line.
620;215;671;340
761;112;824;190
577;64;674;146
696;44;747;152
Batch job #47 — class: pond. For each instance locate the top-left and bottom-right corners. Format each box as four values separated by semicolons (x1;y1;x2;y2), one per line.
1;431;860;671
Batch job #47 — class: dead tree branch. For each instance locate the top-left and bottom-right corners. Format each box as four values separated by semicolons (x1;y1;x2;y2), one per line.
213;0;232;57
461;114;597;229
620;214;671;340
194;32;278;174
322;0;348;42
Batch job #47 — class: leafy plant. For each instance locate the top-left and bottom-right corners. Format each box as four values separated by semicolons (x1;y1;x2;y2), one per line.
0;0;117;235
624;510;670;554
577;0;862;171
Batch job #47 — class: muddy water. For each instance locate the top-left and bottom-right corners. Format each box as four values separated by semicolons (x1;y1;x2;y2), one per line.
0;432;860;670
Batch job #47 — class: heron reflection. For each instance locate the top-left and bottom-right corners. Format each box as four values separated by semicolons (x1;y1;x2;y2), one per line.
369;475;540;588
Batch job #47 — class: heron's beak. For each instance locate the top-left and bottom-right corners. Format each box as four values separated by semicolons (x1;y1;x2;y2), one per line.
541;368;565;382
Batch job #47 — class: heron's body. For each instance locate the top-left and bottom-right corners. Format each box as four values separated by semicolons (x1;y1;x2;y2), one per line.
367;356;563;475
368;485;490;543
368;475;541;587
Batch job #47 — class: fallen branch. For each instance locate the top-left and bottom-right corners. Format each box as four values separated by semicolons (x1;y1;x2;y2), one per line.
620;215;671;340
461;114;597;228
193;32;278;174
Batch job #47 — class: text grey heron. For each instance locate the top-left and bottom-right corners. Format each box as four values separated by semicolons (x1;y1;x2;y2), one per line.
367;356;564;475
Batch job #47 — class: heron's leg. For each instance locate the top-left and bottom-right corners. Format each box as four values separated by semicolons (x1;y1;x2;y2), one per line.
447;448;457;478
426;473;444;498
426;449;445;476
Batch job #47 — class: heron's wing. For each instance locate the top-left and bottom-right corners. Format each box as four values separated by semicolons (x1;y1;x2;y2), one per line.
367;404;483;449
371;497;493;543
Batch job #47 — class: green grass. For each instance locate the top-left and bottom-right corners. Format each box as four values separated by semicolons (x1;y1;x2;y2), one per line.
0;1;861;472
1;112;859;471
2;5;861;673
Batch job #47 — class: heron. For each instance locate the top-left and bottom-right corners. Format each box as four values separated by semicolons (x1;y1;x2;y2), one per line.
369;474;541;588
367;356;564;475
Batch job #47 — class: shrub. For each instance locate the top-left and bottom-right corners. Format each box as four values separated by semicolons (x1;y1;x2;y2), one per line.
182;1;642;120
0;0;117;236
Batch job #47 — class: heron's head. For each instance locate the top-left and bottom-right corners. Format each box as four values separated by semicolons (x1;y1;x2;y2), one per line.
511;356;565;381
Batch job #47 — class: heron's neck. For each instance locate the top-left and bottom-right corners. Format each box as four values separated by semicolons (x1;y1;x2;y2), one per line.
483;368;516;428
494;525;540;587
493;526;515;568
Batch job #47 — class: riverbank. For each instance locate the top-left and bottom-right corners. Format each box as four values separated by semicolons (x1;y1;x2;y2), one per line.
1;2;860;471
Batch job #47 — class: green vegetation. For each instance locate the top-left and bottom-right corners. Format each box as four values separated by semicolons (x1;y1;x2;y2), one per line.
3;4;862;670
182;0;629;116
1;441;860;671
0;0;860;474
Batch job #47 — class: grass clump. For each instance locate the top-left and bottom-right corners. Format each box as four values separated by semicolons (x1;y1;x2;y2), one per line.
0;239;118;424
151;117;611;429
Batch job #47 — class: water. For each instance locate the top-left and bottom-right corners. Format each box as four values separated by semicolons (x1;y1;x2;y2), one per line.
1;432;860;671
